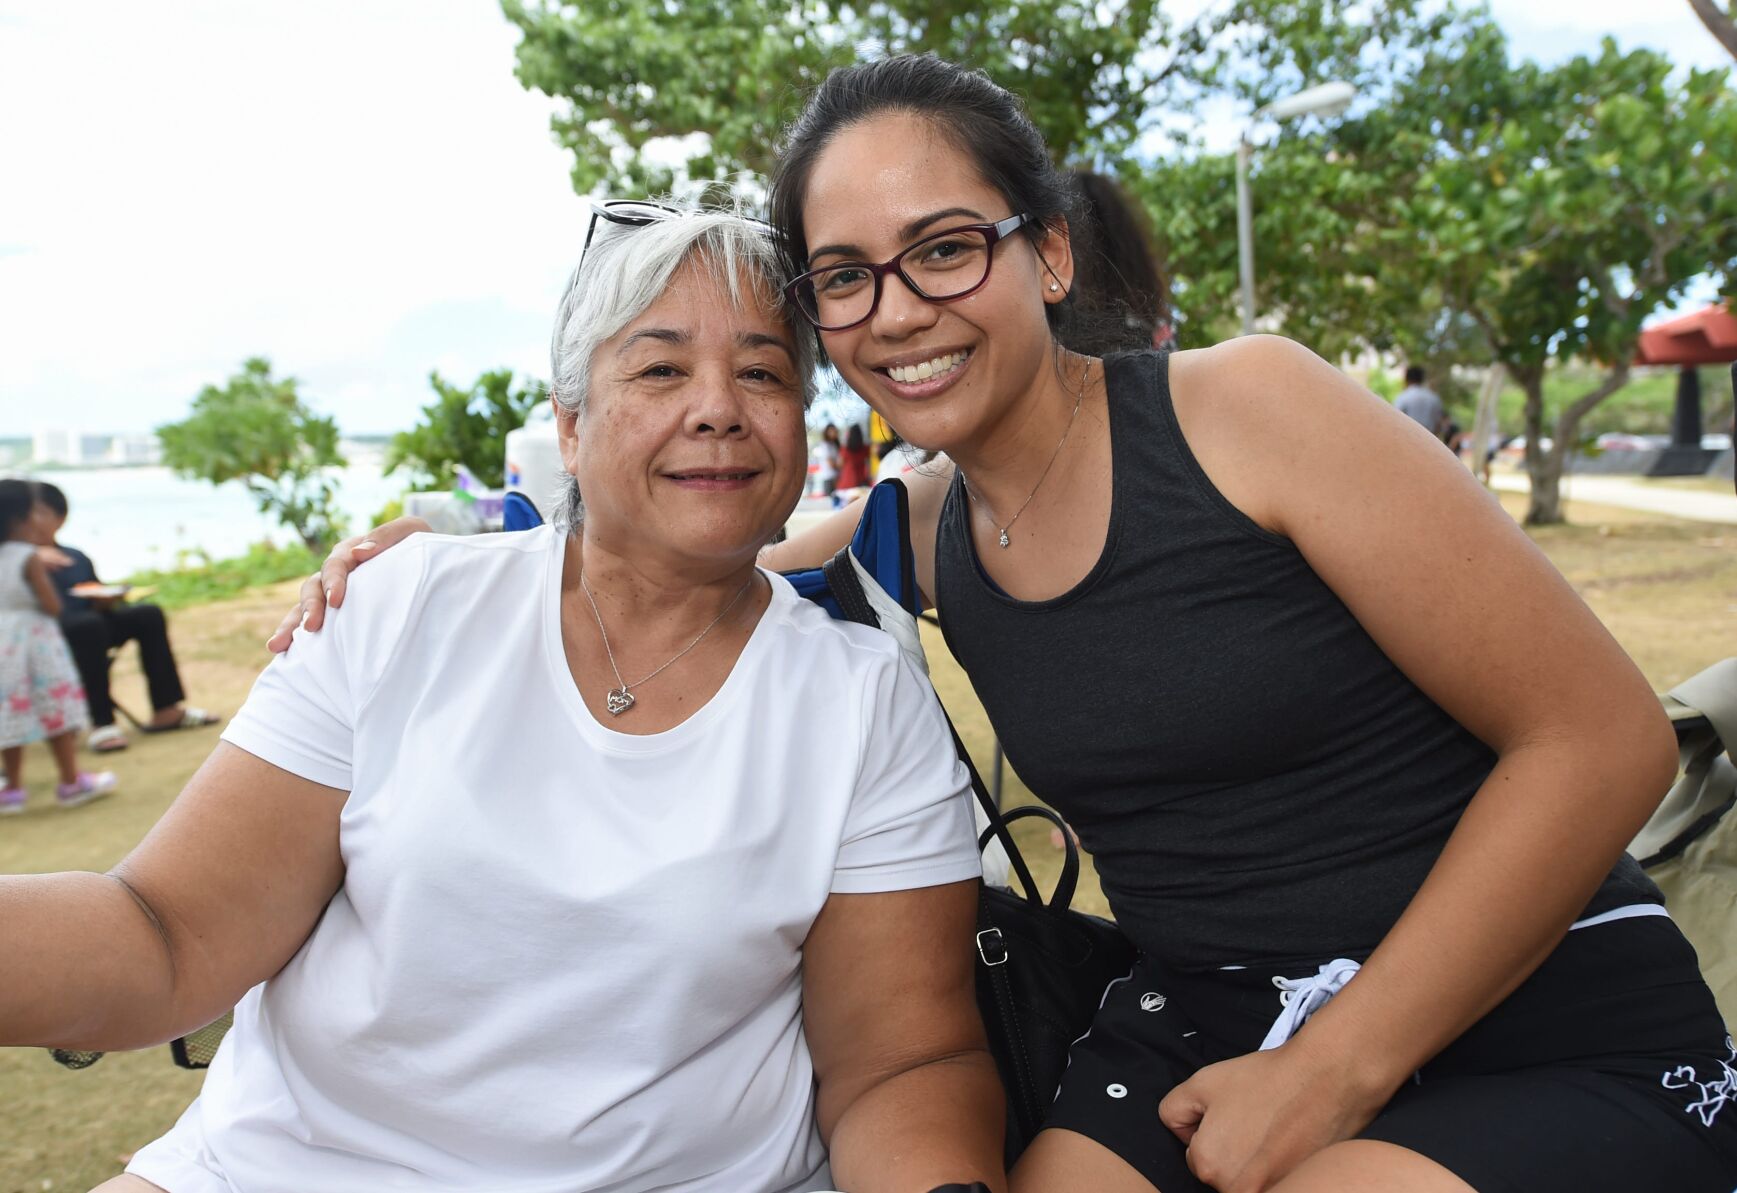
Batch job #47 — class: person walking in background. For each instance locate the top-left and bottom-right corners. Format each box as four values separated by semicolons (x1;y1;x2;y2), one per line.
809;423;841;496
1395;365;1448;439
32;483;219;753
837;424;872;493
0;479;116;812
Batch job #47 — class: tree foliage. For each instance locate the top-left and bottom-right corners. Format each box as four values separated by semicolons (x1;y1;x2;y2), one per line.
385;368;546;490
501;0;1443;195
1146;12;1737;522
502;0;1737;525
1380;31;1737;521
157;358;347;551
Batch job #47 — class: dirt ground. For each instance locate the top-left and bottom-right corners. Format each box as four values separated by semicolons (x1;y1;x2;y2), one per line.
6;491;1736;1190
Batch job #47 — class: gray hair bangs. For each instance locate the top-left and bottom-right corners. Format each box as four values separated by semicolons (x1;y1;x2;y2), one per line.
548;206;817;529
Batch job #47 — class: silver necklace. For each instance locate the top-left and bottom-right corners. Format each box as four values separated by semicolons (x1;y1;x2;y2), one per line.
578;570;756;715
963;382;1086;549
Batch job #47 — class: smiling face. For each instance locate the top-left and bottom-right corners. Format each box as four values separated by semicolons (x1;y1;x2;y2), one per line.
557;257;808;568
799;111;1074;454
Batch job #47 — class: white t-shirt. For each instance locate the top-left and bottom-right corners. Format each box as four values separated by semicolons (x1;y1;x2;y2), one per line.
128;525;978;1193
809;440;839;480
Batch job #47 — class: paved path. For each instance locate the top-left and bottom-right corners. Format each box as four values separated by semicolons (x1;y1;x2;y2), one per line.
1489;472;1737;525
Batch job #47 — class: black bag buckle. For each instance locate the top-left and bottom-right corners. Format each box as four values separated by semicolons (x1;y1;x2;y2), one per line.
976;927;1008;967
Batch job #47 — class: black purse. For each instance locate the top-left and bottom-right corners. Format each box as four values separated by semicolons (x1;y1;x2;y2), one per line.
820;550;1136;1167
955;729;1137;1165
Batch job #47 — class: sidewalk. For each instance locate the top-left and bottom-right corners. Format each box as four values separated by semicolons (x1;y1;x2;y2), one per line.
1489;471;1737;525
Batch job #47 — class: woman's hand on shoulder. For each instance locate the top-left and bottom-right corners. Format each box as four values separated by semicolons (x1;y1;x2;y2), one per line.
266;516;432;653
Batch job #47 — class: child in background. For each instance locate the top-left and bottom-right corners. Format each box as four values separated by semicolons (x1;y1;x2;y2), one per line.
0;479;116;812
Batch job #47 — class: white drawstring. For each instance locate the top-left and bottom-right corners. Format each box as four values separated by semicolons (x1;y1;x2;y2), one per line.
1258;958;1362;1051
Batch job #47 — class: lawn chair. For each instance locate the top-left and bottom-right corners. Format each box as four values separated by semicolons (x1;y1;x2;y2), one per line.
1632;657;1737;1024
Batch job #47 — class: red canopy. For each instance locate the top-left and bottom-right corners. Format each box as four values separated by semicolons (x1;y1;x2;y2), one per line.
1635;303;1737;366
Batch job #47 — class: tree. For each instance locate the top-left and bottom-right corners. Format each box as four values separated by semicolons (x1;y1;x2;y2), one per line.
500;0;1447;196
1148;16;1737;524
1379;34;1737;522
385;368;545;490
1689;0;1737;60
1132;4;1485;361
158;358;348;550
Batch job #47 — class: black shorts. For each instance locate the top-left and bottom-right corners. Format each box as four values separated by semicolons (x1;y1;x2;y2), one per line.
1045;914;1737;1192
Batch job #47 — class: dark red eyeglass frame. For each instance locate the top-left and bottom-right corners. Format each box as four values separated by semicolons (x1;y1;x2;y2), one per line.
784;212;1035;332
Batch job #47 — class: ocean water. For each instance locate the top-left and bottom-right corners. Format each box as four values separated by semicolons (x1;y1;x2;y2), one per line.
31;460;406;580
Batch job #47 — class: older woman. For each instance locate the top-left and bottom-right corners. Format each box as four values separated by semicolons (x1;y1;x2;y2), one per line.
1;207;1004;1193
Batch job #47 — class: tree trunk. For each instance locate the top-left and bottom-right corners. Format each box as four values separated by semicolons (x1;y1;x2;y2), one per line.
1513;366;1561;525
1525;362;1634;526
1688;0;1737;59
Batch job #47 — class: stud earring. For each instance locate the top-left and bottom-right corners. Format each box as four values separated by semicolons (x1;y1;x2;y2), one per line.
1048;283;1060;293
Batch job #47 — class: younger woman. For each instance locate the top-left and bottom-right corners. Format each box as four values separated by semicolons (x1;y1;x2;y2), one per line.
0;479;116;811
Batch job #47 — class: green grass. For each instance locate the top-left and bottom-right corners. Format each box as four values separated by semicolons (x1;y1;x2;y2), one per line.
6;498;1737;1188
122;541;321;612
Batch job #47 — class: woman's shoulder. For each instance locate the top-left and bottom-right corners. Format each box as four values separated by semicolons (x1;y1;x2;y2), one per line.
411;524;557;572
1167;335;1335;412
345;526;555;621
764;572;910;671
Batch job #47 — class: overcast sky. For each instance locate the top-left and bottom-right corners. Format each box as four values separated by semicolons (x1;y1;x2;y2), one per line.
1;1;1729;436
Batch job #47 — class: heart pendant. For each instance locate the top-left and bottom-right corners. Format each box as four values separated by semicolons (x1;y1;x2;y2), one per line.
605;688;636;716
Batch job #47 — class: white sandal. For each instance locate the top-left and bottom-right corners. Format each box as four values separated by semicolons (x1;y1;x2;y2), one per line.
88;725;129;753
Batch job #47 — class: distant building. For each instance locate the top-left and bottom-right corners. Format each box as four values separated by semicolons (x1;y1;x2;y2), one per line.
33;429;112;466
105;435;162;466
30;429;160;467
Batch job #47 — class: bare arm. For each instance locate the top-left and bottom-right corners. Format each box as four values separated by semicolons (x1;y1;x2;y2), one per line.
24;553;61;618
35;545;73;571
1;743;346;1051
1158;337;1676;1191
804;881;1005;1193
756;492;870;573
265;516;431;651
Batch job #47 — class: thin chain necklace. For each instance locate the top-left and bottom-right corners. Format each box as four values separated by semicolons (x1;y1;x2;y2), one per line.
578;569;756;716
962;381;1086;549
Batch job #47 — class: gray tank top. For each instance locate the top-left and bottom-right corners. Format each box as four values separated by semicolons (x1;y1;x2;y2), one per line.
935;351;1659;971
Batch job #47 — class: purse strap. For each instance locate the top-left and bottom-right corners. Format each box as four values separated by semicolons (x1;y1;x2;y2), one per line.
821;547;1056;908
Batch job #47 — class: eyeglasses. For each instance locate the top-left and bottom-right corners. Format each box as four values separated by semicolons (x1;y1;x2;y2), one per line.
582;199;774;259
784;213;1034;332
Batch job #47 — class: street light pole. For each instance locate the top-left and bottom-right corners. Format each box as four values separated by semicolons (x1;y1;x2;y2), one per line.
1236;136;1256;338
1233;81;1357;337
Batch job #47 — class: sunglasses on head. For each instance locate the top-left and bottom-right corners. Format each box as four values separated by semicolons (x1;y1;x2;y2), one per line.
581;199;776;259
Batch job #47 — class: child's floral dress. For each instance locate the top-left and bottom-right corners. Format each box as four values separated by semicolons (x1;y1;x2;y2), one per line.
0;541;89;748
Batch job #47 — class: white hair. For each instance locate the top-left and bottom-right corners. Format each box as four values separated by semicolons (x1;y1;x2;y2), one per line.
548;205;817;529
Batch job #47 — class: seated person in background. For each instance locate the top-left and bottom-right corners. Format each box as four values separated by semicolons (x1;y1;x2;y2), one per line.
32;483;218;752
2;206;1003;1193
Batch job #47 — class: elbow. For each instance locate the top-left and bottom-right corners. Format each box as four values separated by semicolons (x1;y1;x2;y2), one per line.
1564;699;1679;827
1631;701;1681;818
